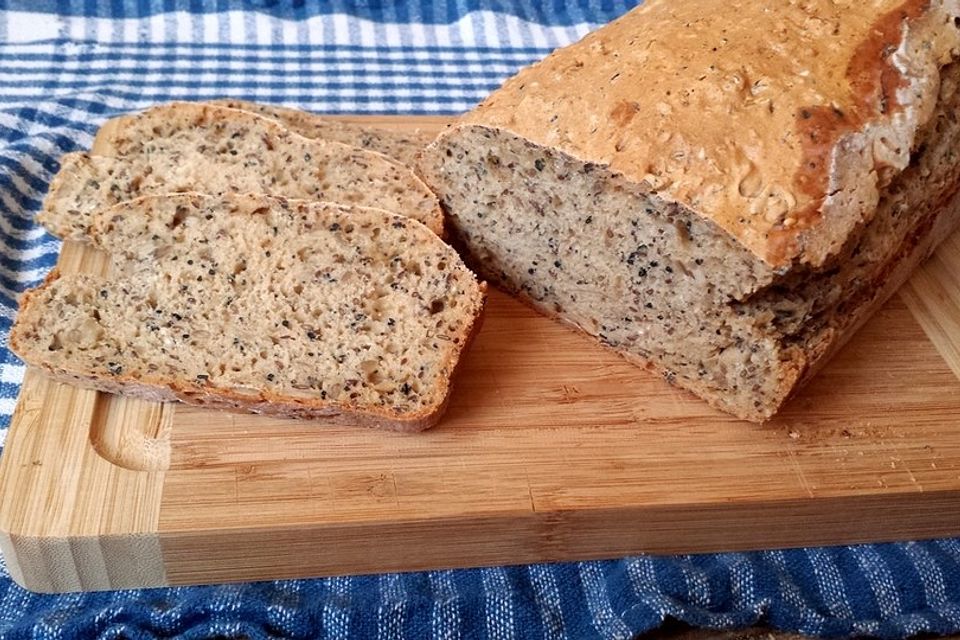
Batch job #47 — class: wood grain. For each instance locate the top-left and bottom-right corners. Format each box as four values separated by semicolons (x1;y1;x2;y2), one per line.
2;116;960;593
902;231;960;380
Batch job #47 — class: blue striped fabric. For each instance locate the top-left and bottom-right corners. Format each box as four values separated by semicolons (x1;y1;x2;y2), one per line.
1;3;960;639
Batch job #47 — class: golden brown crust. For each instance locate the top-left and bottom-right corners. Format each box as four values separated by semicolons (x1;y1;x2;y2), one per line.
458;0;960;268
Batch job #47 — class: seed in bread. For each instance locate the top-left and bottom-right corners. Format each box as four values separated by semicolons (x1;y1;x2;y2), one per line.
14;192;485;431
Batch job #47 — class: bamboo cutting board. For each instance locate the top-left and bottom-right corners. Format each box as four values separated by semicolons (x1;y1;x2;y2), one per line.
3;117;960;593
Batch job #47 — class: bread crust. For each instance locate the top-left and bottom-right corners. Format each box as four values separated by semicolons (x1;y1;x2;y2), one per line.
456;0;960;268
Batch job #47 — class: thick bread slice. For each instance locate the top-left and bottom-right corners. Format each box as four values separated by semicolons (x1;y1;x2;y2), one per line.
419;2;960;422
13;193;485;431
213;99;434;167
39;102;443;240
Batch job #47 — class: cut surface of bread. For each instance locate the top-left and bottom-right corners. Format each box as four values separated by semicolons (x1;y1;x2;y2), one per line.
14;193;485;431
39;102;443;240
213;99;434;167
418;1;960;422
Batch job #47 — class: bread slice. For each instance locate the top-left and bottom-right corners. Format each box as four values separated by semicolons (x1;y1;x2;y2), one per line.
213;99;434;167
418;1;960;422
38;102;443;241
13;193;485;431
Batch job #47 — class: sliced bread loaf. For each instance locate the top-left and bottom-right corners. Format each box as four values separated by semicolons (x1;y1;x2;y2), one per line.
13;192;485;431
418;0;960;422
213;99;433;167
39;102;443;240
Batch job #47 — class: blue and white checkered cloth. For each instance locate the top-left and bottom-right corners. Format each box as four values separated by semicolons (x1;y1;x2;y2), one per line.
2;2;960;638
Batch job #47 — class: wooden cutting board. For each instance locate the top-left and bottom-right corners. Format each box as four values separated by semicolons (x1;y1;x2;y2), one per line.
2;116;960;594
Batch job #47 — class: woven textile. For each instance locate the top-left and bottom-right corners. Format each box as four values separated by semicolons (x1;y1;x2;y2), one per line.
1;3;960;638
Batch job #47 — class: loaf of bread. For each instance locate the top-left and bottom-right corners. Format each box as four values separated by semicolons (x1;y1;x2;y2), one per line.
213;99;433;167
13;193;485;431
419;0;960;421
39;102;443;240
